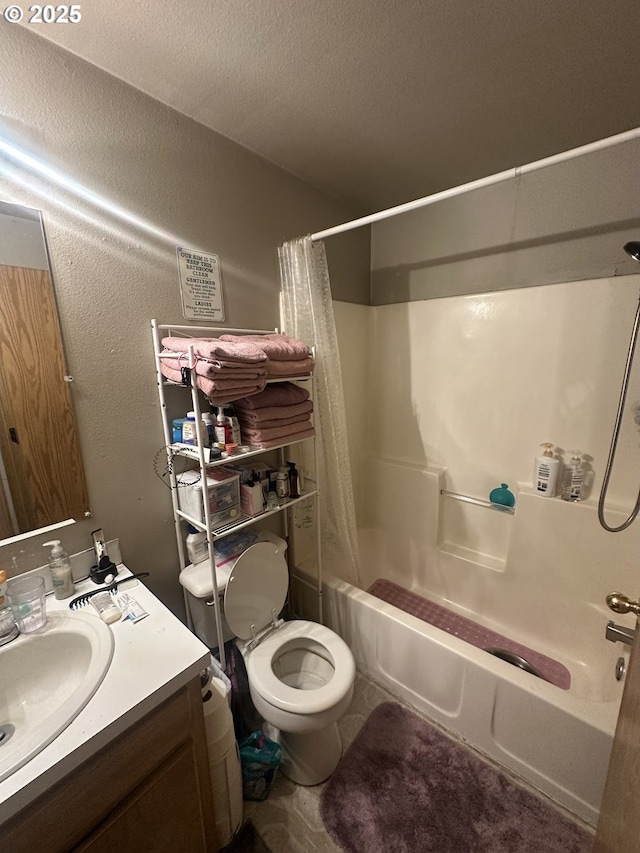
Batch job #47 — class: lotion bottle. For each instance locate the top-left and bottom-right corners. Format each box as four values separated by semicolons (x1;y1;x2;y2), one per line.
44;540;75;599
561;451;585;502
534;443;561;497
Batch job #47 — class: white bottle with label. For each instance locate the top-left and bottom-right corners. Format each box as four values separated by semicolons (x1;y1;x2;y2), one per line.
534;443;561;497
561;451;585;502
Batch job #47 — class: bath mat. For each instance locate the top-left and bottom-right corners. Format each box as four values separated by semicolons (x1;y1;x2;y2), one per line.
221;820;272;853
368;579;571;689
320;702;593;853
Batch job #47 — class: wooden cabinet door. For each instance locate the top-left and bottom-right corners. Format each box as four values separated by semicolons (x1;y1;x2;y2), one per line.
73;741;211;853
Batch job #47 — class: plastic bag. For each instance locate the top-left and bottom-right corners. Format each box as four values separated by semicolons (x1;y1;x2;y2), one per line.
238;730;282;801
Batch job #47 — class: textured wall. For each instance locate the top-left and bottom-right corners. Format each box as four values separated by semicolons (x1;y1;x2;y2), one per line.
0;26;369;614
371;137;640;304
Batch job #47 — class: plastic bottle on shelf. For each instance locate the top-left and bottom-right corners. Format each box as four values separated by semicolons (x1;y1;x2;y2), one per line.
225;406;242;446
561;451;585;502
287;461;300;499
43;540;74;599
201;412;215;447
186;525;209;564
534;443;561;497
183;411;208;446
214;407;232;448
276;468;289;500
266;477;279;510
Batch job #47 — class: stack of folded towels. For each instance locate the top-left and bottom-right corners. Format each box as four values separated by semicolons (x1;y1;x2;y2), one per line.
159;333;314;407
232;382;314;449
218;333;314;377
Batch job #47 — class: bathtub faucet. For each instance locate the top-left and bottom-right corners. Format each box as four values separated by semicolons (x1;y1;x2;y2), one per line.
605;621;635;646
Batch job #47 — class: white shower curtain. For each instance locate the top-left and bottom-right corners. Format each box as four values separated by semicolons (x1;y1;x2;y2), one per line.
278;237;361;588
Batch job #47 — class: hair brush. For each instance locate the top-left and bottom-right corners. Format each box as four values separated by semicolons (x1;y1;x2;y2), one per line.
68;572;150;610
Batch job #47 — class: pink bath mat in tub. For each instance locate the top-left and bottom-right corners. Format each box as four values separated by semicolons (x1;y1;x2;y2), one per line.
368;579;571;689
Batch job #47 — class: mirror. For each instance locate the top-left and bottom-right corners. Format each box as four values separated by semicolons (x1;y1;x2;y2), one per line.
0;201;90;541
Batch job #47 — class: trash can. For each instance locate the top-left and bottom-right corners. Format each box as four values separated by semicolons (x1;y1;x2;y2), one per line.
202;669;243;847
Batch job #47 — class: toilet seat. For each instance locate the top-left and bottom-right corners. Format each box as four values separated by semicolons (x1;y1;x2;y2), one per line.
224;540;289;640
246;620;356;716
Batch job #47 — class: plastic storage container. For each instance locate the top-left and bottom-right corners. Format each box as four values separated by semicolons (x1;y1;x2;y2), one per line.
176;468;241;527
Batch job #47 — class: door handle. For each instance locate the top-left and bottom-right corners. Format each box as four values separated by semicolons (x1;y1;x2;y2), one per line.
606;592;640;616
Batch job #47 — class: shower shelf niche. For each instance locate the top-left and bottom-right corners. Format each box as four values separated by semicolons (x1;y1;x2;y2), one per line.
438;488;515;572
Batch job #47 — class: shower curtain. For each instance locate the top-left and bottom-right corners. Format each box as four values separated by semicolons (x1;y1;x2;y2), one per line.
278;237;361;588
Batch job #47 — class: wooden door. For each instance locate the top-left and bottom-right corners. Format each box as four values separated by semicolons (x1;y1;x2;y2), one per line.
593;617;640;852
0;263;89;531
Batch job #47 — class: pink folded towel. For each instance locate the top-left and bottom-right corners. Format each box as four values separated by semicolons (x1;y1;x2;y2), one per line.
265;356;315;377
238;412;312;431
233;382;310;410
161;351;267;380
160;362;264;399
247;428;315;450
219;333;310;361
241;417;313;442
236;400;313;426
161;336;267;363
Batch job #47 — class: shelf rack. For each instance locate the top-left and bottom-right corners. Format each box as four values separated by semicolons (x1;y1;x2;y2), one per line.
151;320;320;670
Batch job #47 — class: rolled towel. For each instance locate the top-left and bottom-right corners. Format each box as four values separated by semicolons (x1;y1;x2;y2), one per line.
265;356;315;377
161;336;267;363
219;333;310;361
161;351;267;380
233;382;309;410
236;400;313;426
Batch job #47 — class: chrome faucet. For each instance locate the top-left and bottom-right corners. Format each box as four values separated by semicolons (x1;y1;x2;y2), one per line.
605;620;635;646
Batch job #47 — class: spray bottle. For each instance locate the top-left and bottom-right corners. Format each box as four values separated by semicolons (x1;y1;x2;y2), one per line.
44;540;75;599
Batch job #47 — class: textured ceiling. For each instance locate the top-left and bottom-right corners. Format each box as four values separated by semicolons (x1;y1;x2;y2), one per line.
24;0;640;214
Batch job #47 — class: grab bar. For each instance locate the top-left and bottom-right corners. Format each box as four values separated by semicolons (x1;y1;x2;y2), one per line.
440;489;515;514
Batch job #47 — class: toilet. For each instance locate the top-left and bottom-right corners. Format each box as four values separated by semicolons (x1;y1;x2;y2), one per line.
179;532;356;785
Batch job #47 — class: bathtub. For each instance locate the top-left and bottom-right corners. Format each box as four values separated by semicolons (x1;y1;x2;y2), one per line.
291;558;624;828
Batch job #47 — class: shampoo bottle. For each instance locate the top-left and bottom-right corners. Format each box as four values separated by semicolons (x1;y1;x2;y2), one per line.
44;540;74;599
561;451;585;502
534;443;561;497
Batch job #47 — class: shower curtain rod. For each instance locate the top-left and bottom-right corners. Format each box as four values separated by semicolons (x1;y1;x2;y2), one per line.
309;127;640;242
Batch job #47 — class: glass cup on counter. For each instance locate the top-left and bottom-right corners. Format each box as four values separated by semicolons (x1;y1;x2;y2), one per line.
6;575;47;633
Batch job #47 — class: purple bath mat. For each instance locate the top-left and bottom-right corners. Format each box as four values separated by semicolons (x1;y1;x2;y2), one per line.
320;703;593;853
368;579;571;689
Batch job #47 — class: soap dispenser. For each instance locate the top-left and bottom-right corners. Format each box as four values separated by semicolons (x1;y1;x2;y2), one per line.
561;451;585;502
44;540;75;599
534;443;561;497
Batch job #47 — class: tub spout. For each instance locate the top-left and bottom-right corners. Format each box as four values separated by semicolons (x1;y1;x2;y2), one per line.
605;620;635;646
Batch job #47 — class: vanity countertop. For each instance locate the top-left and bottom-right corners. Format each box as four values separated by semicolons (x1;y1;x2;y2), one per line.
0;567;210;823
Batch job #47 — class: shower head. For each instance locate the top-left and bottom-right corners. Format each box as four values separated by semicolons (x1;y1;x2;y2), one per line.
624;241;640;263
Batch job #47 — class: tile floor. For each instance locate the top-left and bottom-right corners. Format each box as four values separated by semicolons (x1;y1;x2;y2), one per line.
242;672;594;852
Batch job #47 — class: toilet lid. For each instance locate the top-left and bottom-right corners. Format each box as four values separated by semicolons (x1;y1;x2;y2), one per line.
223;541;288;639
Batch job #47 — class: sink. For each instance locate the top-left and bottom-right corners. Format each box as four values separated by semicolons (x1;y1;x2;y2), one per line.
0;611;114;782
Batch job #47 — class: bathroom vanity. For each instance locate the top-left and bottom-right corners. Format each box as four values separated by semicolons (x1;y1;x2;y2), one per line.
0;571;218;852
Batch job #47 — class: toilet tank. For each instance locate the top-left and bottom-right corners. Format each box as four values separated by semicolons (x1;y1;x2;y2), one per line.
179;557;235;649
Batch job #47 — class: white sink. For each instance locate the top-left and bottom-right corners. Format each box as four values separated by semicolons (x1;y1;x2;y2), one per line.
0;611;114;782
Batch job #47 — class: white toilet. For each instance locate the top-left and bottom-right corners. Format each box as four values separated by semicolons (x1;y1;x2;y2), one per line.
179;533;356;785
